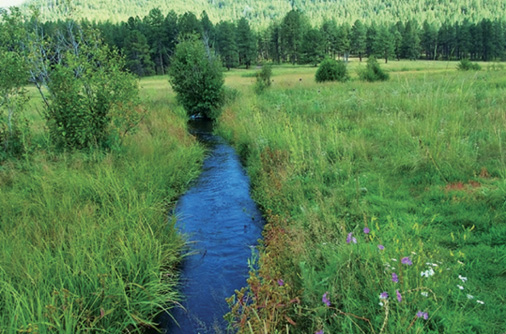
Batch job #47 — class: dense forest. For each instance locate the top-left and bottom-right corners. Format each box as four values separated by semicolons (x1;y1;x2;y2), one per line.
9;7;505;77
17;0;506;28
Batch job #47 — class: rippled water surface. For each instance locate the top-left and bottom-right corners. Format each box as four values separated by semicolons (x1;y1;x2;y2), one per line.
155;120;264;334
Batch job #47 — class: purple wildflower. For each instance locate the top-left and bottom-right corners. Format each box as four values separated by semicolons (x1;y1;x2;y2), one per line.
315;330;324;334
416;311;429;320
378;244;385;250
396;290;402;302
379;292;389;299
346;232;357;244
392;272;399;283
322;292;331;307
363;227;370;234
401;257;413;265
278;279;284;286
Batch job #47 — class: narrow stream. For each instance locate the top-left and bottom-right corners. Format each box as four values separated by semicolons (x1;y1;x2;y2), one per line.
154;119;264;334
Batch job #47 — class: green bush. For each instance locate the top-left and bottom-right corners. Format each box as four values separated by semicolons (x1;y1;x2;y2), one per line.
315;58;349;83
254;64;272;94
168;37;225;120
358;56;389;82
458;58;481;71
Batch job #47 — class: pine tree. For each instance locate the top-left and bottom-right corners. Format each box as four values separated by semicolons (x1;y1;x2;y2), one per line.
351;19;367;61
320;19;339;59
280;9;306;64
300;28;324;66
144;8;169;74
236;17;257;68
124;29;155;76
373;25;395;63
216;21;238;70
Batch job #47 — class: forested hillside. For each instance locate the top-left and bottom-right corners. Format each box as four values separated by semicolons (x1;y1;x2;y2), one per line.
20;0;506;27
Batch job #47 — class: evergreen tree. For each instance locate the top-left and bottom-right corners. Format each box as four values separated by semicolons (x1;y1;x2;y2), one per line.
164;10;179;61
124;29;155;76
456;19;472;59
373;25;395;63
401;20;421;60
268;22;282;64
351;19;367;61
320;19;339;59
216;21;238;69
200;11;215;47
300;28;324;66
236;17;257;68
337;23;351;61
144;8;169;74
421;20;437;60
366;23;377;57
280;9;306;64
178;12;201;38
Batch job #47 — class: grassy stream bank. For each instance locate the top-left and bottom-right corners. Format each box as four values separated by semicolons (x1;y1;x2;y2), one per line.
0;79;204;333
218;62;506;333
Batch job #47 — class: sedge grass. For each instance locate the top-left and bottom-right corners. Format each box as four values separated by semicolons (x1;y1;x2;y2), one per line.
219;61;506;333
0;80;204;333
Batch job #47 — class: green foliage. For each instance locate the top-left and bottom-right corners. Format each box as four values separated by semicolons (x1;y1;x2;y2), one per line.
168;37;225;120
0;50;29;159
254;64;272;94
0;88;204;332
218;65;506;334
315;58;349;83
21;0;506;29
358;56;389;81
0;8;30;159
46;44;142;150
458;58;482;71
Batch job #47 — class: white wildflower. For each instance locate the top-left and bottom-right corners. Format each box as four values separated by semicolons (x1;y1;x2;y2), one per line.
467;294;474;299
421;268;435;277
457;285;464;290
477;300;485;304
421;292;429;297
458;275;468;282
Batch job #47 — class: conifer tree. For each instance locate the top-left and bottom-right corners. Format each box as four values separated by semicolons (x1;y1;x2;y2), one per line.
236;17;257;68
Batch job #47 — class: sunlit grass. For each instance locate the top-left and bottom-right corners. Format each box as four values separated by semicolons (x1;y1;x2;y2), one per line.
0;81;204;333
219;60;506;333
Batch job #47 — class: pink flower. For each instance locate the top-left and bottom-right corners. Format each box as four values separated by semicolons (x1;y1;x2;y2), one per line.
363;227;370;234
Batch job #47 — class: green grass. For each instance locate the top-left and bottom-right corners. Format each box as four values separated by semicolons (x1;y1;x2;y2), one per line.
0;79;204;333
219;61;506;333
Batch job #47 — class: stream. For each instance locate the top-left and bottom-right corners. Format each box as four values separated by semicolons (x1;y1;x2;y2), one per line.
153;119;264;334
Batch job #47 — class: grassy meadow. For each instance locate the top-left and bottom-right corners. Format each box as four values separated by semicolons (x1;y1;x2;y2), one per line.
218;60;506;333
0;79;204;333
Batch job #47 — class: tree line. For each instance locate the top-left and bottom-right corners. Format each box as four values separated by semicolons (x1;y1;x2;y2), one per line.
2;7;506;79
97;8;505;75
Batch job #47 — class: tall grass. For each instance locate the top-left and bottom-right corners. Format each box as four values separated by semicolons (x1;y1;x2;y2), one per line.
0;80;204;333
220;63;506;333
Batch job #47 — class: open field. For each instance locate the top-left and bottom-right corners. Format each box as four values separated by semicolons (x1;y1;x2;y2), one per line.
219;61;506;333
0;81;203;333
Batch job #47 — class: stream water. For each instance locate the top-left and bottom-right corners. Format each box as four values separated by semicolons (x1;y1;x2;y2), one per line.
154;120;264;334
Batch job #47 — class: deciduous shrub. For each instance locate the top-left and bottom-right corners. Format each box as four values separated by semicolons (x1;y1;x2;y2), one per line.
254;64;272;94
315;58;349;83
358;56;389;82
168;37;225;120
458;59;481;71
28;22;144;151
